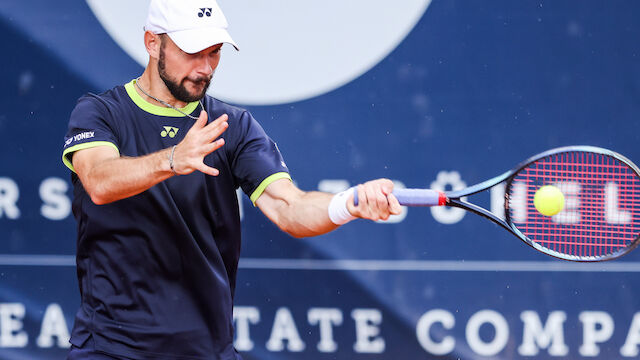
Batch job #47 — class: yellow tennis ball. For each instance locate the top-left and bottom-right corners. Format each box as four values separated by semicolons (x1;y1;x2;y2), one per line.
534;185;565;216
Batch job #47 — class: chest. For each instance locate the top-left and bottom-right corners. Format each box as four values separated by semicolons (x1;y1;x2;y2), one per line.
118;115;193;152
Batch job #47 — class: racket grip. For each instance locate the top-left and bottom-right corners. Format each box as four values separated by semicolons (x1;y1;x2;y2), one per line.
393;189;447;206
353;188;447;207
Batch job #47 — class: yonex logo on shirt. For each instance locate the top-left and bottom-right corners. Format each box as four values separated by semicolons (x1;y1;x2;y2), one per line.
161;126;179;138
198;8;213;17
65;131;95;146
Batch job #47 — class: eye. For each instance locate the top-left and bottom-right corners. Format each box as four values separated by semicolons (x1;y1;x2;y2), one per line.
211;47;222;56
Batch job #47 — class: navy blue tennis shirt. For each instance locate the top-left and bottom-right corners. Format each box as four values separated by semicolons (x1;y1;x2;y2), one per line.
62;79;290;359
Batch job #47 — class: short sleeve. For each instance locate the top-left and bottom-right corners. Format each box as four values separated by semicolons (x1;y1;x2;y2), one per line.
62;94;120;173
229;111;291;205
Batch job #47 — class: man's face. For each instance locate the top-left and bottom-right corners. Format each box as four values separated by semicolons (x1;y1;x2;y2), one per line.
157;34;222;103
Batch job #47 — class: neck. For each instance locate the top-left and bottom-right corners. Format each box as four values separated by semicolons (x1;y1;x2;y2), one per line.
136;69;188;108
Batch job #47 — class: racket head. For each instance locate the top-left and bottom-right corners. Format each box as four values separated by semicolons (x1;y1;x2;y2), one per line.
504;146;640;261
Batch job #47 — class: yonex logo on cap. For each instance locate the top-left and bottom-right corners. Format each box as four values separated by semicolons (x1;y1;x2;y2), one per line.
161;126;179;138
198;8;213;17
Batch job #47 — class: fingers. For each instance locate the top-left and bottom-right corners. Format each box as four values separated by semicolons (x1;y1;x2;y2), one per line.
387;193;402;215
209;113;228;126
366;183;386;218
189;112;228;136
353;179;401;221
203;138;225;155
193;110;209;128
177;138;225;175
380;179;402;215
198;164;220;177
174;112;228;176
204;113;229;133
191;113;228;142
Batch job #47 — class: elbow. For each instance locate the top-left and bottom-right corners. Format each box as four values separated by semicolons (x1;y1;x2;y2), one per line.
90;194;109;206
89;191;110;205
75;162;118;206
279;224;301;239
287;230;308;239
84;183;112;205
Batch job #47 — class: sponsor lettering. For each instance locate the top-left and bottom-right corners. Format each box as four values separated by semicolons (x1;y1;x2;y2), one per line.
64;131;95;147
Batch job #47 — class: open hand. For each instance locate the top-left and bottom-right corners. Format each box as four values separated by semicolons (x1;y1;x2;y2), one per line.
172;111;228;176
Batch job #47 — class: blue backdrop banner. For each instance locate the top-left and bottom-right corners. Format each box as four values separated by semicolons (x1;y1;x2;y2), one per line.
1;1;640;359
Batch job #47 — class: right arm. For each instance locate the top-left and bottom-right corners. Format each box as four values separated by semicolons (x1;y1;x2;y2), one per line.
72;111;228;205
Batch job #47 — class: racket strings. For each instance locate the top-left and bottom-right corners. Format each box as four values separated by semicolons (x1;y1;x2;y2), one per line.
508;151;640;259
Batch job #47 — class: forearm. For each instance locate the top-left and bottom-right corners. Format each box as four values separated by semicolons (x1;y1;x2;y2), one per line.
257;178;401;238
79;148;173;205
266;190;339;238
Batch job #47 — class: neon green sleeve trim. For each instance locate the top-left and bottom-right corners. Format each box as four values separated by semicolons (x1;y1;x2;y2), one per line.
249;172;292;206
62;141;120;173
124;80;200;117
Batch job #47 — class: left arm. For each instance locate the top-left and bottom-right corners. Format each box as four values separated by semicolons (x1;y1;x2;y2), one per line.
255;178;402;238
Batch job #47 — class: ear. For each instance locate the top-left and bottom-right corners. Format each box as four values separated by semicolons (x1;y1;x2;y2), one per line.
144;31;162;60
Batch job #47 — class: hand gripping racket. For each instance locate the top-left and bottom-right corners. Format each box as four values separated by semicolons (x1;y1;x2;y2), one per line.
355;146;640;261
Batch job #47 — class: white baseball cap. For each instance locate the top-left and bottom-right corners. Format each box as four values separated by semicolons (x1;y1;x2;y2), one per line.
145;0;239;54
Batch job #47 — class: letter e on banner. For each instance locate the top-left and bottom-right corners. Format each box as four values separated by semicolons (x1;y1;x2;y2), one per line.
0;303;28;347
351;309;385;353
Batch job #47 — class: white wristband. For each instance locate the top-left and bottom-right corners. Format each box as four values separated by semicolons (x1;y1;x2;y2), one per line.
328;187;357;225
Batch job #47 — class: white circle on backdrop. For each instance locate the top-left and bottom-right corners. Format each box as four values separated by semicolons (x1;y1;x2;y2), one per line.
86;0;432;105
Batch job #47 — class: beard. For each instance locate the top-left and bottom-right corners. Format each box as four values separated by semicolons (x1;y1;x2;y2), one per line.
158;46;212;103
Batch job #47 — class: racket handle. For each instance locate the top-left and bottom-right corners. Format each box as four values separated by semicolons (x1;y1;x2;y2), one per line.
393;189;447;206
353;188;447;207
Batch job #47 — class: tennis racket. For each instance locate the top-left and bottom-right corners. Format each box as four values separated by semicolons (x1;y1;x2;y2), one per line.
355;146;640;261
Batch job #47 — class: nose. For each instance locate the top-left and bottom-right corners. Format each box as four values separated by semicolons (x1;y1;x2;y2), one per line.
199;63;213;77
195;54;214;77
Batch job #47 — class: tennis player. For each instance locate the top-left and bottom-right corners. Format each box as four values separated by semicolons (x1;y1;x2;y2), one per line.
62;0;400;359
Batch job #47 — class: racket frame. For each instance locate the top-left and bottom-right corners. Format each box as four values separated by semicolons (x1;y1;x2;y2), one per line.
444;146;640;261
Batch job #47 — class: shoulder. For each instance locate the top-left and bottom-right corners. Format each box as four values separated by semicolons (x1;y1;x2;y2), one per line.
203;96;253;123
72;85;129;117
202;96;267;143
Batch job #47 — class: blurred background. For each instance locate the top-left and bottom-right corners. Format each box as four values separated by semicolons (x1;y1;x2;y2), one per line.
1;0;640;359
